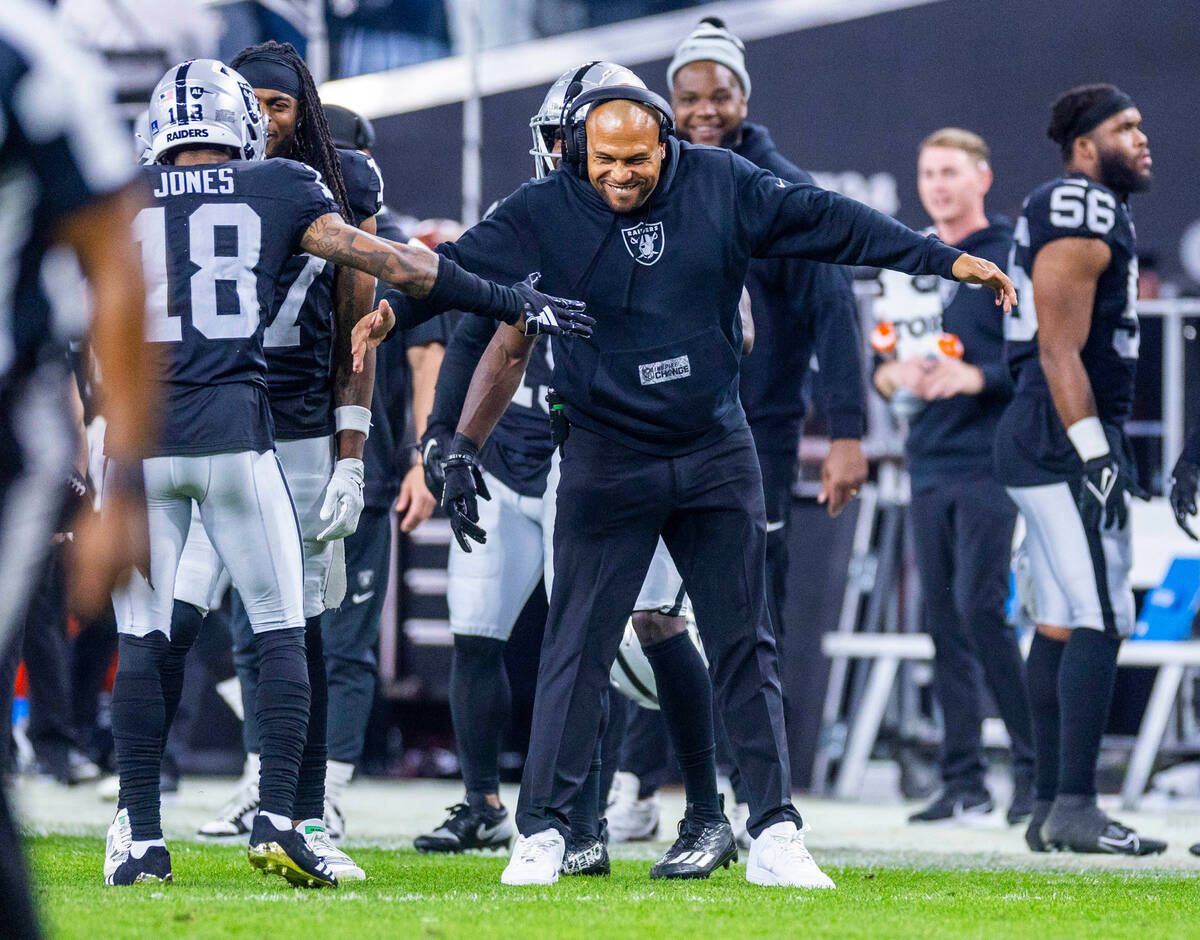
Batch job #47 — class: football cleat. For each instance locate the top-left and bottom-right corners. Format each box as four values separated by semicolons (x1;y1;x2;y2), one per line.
605;772;660;843
561;836;609;876
298;820;364;881
745;821;835;889
198;778;259;838
501;829;565;886
907;788;994;824
1042;796;1167;856
1025;799;1053;853
650;814;737;880
103;807;132;881
105;845;172;886
414;802;514;853
247;815;338;888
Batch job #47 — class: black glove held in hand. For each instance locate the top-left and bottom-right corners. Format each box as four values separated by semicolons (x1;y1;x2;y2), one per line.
1170;457;1200;540
512;274;594;338
442;434;491;552
1076;456;1129;531
421;431;448;502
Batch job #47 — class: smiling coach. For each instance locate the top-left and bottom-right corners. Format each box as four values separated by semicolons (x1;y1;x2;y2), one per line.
413;81;1017;888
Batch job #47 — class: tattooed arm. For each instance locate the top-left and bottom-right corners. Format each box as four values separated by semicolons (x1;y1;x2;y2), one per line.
302;212;438;297
331;213;379;458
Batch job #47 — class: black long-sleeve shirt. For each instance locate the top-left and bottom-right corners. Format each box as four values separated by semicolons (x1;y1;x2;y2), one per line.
398;137;961;456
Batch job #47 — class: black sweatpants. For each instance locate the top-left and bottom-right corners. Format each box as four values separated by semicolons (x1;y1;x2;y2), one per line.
756;446;799;644
516;425;798;838
909;474;1034;790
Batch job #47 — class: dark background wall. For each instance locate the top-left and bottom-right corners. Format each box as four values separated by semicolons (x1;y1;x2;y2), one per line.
369;0;1199;284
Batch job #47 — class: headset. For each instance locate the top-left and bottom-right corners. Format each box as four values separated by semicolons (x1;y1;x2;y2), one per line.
559;85;674;178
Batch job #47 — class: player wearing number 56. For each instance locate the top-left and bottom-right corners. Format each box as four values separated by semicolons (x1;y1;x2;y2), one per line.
992;84;1164;857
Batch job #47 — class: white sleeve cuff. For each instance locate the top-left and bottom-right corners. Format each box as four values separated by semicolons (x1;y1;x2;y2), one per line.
1066;416;1110;462
334;405;372;439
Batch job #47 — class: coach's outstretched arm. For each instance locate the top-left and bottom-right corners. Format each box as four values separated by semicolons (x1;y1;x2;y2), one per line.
737;161;1018;311
300;213;592;362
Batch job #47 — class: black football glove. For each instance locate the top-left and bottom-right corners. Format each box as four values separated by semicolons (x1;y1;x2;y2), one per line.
1076;455;1131;531
512;274;594;338
420;431;449;502
441;436;491;552
1169;456;1200;541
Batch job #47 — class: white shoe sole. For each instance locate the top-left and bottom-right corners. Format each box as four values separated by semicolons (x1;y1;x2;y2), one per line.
501;869;559;886
328;865;366;882
745;865;835;889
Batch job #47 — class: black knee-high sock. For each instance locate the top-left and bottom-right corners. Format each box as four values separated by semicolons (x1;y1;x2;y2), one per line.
1058;628;1121;797
642;632;722;823
568;738;605;843
254;627;310;819
450;634;510;806
162;601;203;751
112;632;168;841
1025;631;1065;802
294;615;328;821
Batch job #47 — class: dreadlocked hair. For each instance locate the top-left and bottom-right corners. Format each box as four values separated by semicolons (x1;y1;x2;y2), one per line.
231;41;354;222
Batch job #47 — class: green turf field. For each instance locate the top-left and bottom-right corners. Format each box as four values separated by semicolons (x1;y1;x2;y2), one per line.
25;835;1200;939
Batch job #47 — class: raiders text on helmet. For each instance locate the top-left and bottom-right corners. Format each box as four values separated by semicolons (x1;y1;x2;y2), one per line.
147;59;266;164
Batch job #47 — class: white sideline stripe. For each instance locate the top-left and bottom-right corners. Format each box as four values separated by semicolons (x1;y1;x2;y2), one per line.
405;618;453;645
319;0;948;118
404;568;449;593
407;518;451;546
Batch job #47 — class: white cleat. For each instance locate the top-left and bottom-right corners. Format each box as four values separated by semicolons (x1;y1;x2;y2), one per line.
605;771;660;843
501;829;565;886
198;778;259;838
298;820;364;881
746;821;835;889
729;801;752;851
103;806;132;881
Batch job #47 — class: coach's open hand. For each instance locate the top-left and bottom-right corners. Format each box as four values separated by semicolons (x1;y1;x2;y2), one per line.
513;274;594;338
951;253;1018;313
442;448;491;552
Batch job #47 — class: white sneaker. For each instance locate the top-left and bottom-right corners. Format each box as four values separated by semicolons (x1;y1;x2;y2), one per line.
323;797;345;841
605;771;659;843
103;806;132;880
96;774;121;802
746;821;835;889
501;829;565;886
198;777;259;838
729;801;751;851
298;820;364;881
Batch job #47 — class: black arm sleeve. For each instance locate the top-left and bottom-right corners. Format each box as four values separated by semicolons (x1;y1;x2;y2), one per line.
735;156;963;276
424;314;500;439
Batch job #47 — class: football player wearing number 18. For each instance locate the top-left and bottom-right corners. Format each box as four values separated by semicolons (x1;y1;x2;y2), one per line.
993;84;1165;856
106;58;591;888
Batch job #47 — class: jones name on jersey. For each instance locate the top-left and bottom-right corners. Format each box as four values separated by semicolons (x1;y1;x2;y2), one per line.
136;158;339;456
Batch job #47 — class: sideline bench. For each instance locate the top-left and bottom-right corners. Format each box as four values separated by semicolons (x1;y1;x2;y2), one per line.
820;631;1200;809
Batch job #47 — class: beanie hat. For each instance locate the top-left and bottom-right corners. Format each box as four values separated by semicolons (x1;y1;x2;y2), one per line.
666;16;750;99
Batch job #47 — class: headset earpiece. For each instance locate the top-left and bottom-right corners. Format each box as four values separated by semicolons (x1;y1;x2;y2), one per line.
560;85;675;179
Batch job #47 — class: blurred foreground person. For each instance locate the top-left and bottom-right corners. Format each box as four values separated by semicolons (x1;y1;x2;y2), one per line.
1;1;154;933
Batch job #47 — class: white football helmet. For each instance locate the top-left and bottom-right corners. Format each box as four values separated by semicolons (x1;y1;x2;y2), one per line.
609;616;706;710
147;59;265;164
530;61;644;178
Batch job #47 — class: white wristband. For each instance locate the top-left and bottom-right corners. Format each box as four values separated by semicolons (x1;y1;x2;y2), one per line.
334;405;372;439
1066;417;1109;462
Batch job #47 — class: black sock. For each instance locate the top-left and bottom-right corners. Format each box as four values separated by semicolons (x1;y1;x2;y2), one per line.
1025;631;1065;802
568;739;604;843
1058;629;1121;797
162;601;203;750
450;634;510;806
112;633;168;840
294;615;328;821
642;631;722;823
254;627;310;818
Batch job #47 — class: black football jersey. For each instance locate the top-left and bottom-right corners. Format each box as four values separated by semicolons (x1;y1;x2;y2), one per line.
263;149;383;439
995;173;1138;485
1;3;132;386
136;158;339;456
